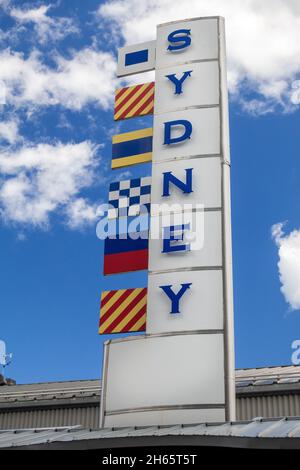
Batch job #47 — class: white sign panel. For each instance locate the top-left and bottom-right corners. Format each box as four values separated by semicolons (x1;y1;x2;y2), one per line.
152;107;220;162
147;269;223;334
156;18;219;67
102;334;225;426
149;210;222;272
105;408;225;427
154;61;220;114
151;157;221;214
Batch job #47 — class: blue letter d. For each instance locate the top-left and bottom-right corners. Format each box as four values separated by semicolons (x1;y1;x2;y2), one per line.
164;120;192;145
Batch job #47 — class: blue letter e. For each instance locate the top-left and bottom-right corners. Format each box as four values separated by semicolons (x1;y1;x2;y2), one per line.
162;224;190;253
164;120;192;145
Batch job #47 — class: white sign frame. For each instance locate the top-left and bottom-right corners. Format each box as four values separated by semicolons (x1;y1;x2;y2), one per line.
101;16;235;427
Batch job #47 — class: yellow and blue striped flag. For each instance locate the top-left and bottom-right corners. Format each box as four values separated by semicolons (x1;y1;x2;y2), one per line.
111;128;153;169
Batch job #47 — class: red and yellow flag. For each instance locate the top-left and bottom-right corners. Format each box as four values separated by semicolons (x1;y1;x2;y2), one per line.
114;82;154;121
99;288;147;334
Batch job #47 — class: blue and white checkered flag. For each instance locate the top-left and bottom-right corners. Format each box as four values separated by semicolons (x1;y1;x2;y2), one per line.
108;176;151;219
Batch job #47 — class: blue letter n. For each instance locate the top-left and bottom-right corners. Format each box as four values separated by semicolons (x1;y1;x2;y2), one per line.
162;168;193;197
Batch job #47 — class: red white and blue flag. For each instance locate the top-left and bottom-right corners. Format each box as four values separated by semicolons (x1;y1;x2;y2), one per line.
104;228;149;275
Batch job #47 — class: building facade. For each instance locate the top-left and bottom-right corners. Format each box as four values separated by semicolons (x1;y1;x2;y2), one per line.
1;366;300;430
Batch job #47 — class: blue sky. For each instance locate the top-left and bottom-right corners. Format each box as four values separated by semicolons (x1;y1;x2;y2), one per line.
1;0;300;383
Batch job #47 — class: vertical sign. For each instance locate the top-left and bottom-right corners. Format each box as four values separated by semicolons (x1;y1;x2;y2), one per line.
100;16;235;427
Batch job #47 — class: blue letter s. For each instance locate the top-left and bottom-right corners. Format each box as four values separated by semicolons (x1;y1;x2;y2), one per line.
167;29;191;51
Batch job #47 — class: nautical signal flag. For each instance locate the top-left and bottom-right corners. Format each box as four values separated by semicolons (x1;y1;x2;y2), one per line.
104;229;149;275
99;287;147;334
117;40;156;77
108;176;151;219
112;128;153;169
114;82;154;121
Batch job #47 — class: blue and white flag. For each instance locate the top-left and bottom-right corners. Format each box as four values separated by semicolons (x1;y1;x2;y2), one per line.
117;41;156;77
108;176;151;219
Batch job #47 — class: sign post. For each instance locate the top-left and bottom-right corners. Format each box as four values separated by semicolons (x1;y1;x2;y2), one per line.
100;16;235;427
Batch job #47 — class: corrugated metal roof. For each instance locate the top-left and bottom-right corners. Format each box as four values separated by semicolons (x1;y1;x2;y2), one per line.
0;379;101;404
236;365;300;388
1;366;300;405
1;417;300;448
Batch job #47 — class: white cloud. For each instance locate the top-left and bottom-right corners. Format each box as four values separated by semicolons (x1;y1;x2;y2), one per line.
0;0;10;8
0;119;19;144
11;5;51;21
10;4;78;43
0;47;117;110
272;222;300;310
290;80;300;104
0;140;100;227
98;0;300;113
65;198;101;229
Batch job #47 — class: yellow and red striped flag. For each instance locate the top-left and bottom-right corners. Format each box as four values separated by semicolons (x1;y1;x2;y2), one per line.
114;82;154;121
99;288;147;334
